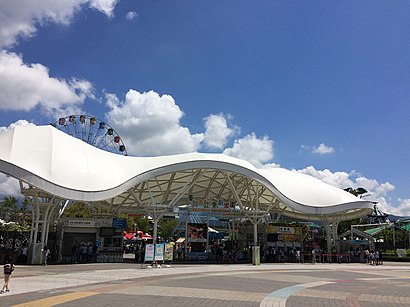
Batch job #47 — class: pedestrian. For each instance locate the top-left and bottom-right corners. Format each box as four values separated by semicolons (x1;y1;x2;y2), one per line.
311;249;316;264
1;257;15;294
295;250;301;263
71;245;77;263
42;246;50;266
21;244;28;264
87;244;93;262
368;251;374;265
374;250;380;266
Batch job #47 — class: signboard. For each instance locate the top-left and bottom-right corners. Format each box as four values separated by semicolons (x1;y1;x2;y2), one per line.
112;218;127;229
144;244;155;262
191;208;240;214
154;244;164;261
68;220;95;227
164;243;174;261
187;223;207;243
275;226;295;234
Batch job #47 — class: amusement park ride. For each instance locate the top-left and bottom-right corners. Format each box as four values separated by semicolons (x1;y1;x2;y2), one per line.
123;230;153;241
51;114;127;155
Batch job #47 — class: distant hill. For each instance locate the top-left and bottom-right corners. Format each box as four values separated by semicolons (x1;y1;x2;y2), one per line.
387;214;410;222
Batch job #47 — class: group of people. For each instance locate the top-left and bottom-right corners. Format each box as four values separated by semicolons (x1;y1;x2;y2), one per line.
365;249;383;265
71;243;97;263
263;246;302;263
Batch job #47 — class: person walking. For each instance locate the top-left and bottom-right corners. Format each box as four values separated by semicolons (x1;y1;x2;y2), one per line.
1;257;15;294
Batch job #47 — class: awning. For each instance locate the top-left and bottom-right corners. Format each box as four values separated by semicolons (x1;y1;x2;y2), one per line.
208;227;219;233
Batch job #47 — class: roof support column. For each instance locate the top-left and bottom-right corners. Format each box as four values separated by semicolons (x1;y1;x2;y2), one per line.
323;220;340;260
24;193;61;264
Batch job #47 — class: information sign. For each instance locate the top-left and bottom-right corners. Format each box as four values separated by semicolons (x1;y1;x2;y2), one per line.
144;244;155;262
164;244;174;261
154;244;164;261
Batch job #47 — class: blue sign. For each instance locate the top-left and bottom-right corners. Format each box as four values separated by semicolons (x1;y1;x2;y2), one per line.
112;218;126;229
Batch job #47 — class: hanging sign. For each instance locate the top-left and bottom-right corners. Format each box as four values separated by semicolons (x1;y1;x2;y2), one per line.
187;223;207;243
68;220;95;227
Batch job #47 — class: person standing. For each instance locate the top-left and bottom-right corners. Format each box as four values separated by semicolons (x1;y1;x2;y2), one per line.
311;249;316;264
71;245;77;263
42;246;50;266
21;244;28;264
1;257;15;294
374;250;380;266
295;249;301;263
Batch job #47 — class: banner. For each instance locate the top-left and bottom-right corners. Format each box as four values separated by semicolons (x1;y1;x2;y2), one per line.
164;243;174;261
144;244;155;262
187;223;207;243
154;244;164;261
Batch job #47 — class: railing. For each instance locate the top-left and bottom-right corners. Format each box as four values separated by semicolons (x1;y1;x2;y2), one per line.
301;253;352;264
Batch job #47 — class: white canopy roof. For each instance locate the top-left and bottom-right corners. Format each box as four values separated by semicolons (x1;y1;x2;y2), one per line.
0;125;374;221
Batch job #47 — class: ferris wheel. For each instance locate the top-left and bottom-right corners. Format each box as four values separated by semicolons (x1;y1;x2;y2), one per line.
51;115;127;156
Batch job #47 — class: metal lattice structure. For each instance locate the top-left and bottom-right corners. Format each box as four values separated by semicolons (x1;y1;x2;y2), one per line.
51;115;127;155
0;125;376;263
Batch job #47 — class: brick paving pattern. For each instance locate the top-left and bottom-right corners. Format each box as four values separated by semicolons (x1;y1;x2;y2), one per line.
0;262;409;306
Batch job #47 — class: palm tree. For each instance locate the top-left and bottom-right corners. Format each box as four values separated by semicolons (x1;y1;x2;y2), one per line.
344;187;369;198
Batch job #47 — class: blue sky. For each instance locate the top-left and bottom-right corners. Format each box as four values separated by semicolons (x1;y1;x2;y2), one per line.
0;1;409;216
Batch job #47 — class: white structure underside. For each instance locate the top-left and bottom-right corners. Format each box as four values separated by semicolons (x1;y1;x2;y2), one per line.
0;125;374;221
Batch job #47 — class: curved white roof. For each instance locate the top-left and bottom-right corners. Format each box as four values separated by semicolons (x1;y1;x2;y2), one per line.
0;125;374;221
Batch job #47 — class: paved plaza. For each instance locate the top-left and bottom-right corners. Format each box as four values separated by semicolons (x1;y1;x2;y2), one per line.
0;261;410;306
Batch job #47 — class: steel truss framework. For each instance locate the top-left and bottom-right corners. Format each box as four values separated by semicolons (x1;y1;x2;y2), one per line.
0;125;375;263
19;167;367;261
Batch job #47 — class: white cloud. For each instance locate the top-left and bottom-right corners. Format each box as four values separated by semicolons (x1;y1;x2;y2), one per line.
390;199;410;217
126;11;138;21
295;166;353;188
223;133;274;168
105;90;204;156
0;119;36;132
0;0;120;48
89;0;119;17
262;162;281;169
0;51;93;114
203;114;234;150
0;175;21;198
312;143;335;155
294;165;408;216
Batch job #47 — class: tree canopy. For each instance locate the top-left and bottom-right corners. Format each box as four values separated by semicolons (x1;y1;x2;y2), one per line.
0;196;31;231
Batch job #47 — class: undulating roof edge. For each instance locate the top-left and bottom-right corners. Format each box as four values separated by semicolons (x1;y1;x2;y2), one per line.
0;125;374;219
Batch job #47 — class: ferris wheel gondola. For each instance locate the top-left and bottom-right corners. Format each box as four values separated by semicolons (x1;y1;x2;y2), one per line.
51;115;127;155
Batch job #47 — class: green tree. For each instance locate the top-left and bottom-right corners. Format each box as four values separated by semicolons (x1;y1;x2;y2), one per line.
0;196;18;221
134;216;151;234
344;187;368;198
119;214;151;234
338;218;362;235
63;202;90;218
158;218;179;241
0;196;31;231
